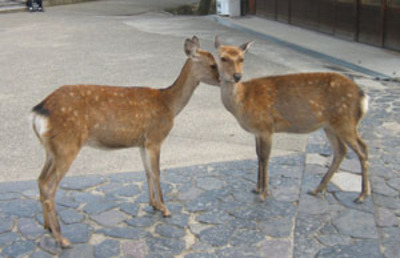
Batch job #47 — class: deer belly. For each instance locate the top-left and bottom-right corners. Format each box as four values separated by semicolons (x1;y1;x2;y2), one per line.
86;126;145;149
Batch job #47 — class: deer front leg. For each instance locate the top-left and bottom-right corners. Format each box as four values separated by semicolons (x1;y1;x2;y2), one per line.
142;144;170;217
252;137;262;194
140;147;157;209
256;134;272;201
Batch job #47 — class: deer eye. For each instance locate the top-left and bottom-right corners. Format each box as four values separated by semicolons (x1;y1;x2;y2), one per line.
221;57;227;62
239;58;244;63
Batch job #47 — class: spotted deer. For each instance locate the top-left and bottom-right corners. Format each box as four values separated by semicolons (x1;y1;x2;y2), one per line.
214;37;369;203
31;36;219;247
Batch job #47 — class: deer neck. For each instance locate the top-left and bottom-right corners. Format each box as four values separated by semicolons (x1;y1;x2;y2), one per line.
220;80;239;114
162;59;200;116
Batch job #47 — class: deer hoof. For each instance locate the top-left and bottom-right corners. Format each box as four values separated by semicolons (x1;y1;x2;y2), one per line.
259;191;268;201
60;237;71;248
162;209;171;217
251;188;260;194
354;194;366;204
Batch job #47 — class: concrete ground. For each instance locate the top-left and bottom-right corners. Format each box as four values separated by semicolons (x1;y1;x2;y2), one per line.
0;0;399;257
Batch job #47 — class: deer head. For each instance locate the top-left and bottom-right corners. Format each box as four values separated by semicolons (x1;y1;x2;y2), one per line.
185;36;220;86
214;36;254;83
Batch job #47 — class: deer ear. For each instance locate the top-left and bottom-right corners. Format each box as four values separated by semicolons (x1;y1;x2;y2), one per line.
191;36;200;49
239;40;254;53
215;35;221;50
184;38;199;58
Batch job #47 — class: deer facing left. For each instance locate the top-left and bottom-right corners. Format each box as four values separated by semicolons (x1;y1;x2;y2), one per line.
31;36;219;247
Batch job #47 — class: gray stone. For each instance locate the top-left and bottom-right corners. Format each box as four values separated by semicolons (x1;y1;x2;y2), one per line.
372;193;400;210
97;227;148;239
186;196;219;213
2;240;36;257
0;218;13;234
216;247;259;258
61;223;92;244
18;218;45;240
293;235;322;258
1;199;38;218
372;181;399;197
59;209;85;224
0;192;20;201
197;209;233;225
196;177;225;191
315;234;353;246
340;158;361;173
91;210;129;227
39;236;62;255
165;213;189;228
260;217;293;238
298;194;329;215
384;244;400;258
60;176;106;190
82;199;119;215
60;244;94;258
334;191;374;213
178;187;203;202
376;207;399;227
0;232;19;246
120;202;139;216
56;196;80;209
229;229;265;247
30;251;54;258
259;239;292;258
146;237;185;255
315;240;381;258
108;185;141;197
198;225;235;247
184;253;217;258
387;178;400;191
155;224;185;238
126;217;155;228
122;240;146;258
94;239;120;258
332;209;378;239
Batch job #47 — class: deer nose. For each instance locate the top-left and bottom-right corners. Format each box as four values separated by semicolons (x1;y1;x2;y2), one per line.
233;73;242;82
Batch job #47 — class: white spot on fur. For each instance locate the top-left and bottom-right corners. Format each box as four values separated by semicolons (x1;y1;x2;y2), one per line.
32;114;49;136
360;94;369;115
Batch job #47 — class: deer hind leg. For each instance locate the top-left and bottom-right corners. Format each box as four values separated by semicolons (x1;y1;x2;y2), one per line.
334;127;369;203
256;134;272;201
38;144;80;248
141;144;170;217
309;128;347;196
348;134;369;203
38;154;55;231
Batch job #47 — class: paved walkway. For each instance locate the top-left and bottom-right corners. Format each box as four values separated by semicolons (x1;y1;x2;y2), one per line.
1;92;400;257
0;1;399;257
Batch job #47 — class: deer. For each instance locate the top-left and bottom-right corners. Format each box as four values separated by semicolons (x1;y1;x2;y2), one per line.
31;36;219;248
214;36;370;204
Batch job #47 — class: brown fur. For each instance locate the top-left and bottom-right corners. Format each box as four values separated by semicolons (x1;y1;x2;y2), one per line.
32;36;219;247
215;37;369;203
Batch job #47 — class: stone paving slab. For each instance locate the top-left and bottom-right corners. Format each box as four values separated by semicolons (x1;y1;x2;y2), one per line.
0;80;399;257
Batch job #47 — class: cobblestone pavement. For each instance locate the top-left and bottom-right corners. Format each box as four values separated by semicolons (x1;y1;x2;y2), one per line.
0;80;399;257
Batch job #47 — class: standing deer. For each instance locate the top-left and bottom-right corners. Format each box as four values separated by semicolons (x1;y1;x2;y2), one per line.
214;37;369;203
31;36;219;247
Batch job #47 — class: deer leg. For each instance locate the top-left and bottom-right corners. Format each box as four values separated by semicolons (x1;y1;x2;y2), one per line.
39;144;79;248
253;137;262;194
343;134;369;203
142;144;170;217
140;147;156;209
257;134;272;201
38;154;54;230
309;129;347;196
